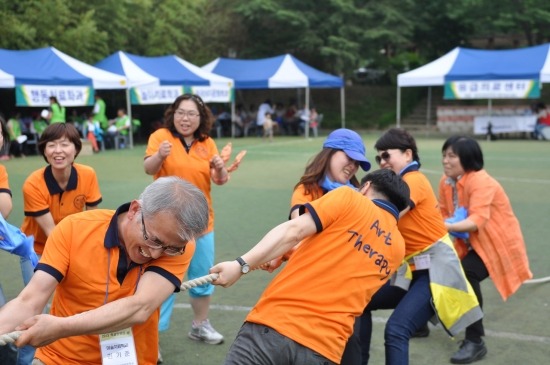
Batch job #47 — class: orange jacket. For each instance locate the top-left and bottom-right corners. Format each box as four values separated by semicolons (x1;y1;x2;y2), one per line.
438;170;532;300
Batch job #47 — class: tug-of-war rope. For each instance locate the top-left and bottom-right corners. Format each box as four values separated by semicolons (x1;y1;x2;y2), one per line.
0;273;221;346
524;276;550;284
2;270;548;345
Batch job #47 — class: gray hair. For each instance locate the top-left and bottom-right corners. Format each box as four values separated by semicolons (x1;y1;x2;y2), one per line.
139;176;208;242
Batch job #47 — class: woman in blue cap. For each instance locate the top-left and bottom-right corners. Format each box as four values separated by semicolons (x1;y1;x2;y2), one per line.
266;128;370;267
290;128;371;219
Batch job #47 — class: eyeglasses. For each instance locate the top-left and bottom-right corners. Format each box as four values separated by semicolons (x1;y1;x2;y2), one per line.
141;213;186;256
375;151;392;165
174;109;200;119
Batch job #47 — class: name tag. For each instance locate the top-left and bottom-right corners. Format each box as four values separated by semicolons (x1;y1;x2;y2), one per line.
413;254;431;270
99;328;138;365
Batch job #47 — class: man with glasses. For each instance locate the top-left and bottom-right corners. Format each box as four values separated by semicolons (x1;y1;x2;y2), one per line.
0;176;208;365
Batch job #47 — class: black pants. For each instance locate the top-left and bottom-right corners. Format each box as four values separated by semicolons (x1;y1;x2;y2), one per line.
462;250;489;341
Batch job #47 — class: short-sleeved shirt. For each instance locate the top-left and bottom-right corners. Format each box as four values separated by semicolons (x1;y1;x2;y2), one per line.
289;183;324;218
34;205;195;365
93;99;108;130
0;164;11;197
50;104;66;123
7;118;21;139
246;187;405;363
398;165;448;256
21;163;102;254
115;115;131;135
145;128;219;233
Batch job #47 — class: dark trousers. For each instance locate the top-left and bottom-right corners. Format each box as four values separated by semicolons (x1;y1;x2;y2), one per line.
342;270;434;365
462;250;489;341
224;322;337;365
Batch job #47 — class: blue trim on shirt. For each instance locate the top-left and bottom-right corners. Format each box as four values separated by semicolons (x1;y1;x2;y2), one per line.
399;161;419;176
86;197;103;207
372;199;400;221
35;263;63;282
44;165;78;195
24;207;50;217
146;266;182;293
303;202;323;232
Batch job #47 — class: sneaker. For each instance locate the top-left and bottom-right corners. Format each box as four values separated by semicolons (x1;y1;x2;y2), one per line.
411;323;430;338
450;339;487;364
188;319;224;345
157;347;163;364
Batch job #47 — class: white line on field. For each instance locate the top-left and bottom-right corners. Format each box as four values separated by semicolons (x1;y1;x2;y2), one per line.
421;169;550;185
174;303;550;344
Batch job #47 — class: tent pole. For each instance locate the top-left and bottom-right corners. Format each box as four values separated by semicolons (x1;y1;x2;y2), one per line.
341;85;346;129
305;87;310;139
396;87;401;128
426;87;432;128
126;88;133;149
231;94;236;139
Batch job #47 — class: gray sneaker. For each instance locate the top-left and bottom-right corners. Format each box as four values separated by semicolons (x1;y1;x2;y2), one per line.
188;319;224;345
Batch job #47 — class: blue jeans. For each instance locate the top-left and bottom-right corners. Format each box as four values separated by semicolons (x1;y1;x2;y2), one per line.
359;270;434;365
18;256;38;365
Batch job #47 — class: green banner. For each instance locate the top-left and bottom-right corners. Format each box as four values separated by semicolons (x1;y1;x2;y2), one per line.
16;85;94;106
130;86;184;105
444;80;540;99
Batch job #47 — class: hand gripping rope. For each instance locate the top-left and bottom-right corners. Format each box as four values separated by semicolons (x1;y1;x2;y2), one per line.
0;331;21;346
2;270;547;346
0;274;222;346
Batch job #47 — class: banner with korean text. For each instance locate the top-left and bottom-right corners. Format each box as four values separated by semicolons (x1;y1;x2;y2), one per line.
130;86;183;105
188;85;234;103
444;80;540;99
130;85;233;105
16;85;94;106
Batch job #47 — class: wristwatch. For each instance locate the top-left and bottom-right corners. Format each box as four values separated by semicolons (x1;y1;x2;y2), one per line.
235;256;250;274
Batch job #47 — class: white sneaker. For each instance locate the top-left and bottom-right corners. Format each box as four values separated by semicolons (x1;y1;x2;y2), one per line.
188;319;224;345
157;347;163;364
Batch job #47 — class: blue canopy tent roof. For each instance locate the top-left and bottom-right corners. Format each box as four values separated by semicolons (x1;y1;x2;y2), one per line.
203;54;345;136
0;47;127;89
202;54;343;89
396;44;550;126
95;51;234;143
95;51;233;100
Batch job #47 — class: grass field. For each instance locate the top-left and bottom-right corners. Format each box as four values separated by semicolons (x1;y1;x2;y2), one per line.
1;132;549;364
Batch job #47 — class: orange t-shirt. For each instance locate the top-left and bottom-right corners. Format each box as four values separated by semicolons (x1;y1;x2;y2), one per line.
145;128;218;233
21;163;102;254
247;187;405;363
0;164;11;196
35;205;195;365
289;183;324;218
398;167;448;256
438;170;532;300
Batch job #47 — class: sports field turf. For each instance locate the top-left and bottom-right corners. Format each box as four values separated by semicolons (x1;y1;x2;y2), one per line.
1;132;549;364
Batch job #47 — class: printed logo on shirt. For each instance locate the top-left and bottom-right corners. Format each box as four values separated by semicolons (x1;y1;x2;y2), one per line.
74;194;86;210
347;220;395;279
195;145;209;159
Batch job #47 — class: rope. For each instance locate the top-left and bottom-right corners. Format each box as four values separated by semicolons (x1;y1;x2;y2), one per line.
524;276;550;284
1;271;261;345
0;331;21;346
180;273;219;291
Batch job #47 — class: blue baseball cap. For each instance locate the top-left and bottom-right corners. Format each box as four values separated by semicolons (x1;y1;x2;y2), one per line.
323;129;371;171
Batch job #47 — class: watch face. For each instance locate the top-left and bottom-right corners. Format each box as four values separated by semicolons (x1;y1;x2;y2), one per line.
242;265;250;274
